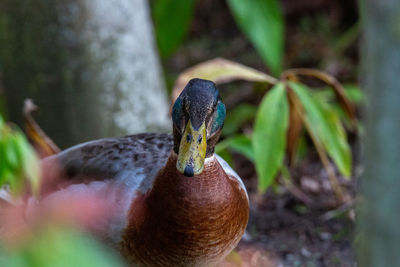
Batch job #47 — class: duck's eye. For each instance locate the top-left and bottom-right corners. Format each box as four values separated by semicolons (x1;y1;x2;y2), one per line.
186;134;192;143
197;135;202;144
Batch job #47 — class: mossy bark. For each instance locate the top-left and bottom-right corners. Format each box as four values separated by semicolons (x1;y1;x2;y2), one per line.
358;1;400;266
0;0;169;148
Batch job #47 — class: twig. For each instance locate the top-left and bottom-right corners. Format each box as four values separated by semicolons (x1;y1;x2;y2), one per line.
334;21;360;55
320;197;356;221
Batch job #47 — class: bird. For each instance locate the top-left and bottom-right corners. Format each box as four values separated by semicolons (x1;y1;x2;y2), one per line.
28;78;249;266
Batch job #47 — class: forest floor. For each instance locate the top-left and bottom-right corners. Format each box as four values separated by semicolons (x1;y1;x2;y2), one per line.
222;154;358;267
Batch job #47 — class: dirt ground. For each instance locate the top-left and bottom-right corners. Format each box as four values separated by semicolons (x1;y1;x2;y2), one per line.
217;153;357;267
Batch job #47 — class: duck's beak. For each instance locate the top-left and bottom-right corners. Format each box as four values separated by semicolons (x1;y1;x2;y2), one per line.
176;120;207;177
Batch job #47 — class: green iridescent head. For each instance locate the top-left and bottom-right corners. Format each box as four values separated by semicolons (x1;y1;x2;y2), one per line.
172;78;226;177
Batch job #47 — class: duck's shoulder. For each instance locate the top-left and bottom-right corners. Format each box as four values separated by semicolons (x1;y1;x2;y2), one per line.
215;155;248;200
41;133;173;192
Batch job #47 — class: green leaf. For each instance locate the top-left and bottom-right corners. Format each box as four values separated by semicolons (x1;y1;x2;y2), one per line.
0;122;40;194
1;133;23;193
253;82;289;191
290;82;352;178
14;133;40;194
343;84;364;103
0;138;5;182
313;94;354;130
223;104;257;136
153;0;196;57
5;134;19;170
227;0;284;75
0;114;4;128
223;134;254;162
0;156;12;186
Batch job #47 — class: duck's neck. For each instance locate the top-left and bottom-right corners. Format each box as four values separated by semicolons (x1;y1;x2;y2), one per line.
121;152;248;266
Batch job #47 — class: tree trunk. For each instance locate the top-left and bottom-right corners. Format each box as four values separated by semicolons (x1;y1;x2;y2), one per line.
0;0;169;148
358;1;400;266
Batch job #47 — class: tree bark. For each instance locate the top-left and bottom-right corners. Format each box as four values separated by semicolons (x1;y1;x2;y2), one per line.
0;0;169;148
358;1;400;266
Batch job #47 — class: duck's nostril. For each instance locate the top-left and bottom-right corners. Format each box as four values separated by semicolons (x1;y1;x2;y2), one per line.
183;165;194;177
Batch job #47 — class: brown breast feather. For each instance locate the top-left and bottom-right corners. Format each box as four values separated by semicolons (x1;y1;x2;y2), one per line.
120;154;249;266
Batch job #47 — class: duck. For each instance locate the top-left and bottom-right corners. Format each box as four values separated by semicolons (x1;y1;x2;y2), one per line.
32;78;249;266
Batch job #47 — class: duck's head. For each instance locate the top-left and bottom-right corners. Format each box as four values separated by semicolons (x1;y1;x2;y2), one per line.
172;78;226;177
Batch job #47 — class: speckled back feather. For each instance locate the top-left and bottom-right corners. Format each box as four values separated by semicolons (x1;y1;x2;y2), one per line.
41;133;172;193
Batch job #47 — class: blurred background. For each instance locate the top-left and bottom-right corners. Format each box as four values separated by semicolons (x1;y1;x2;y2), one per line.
1;0;398;266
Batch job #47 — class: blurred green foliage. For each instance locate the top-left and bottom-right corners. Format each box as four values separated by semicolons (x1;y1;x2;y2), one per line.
0;114;127;266
0;114;40;195
0;227;125;267
153;0;285;74
222;104;257;136
227;0;284;75
152;0;197;57
217;134;254;163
